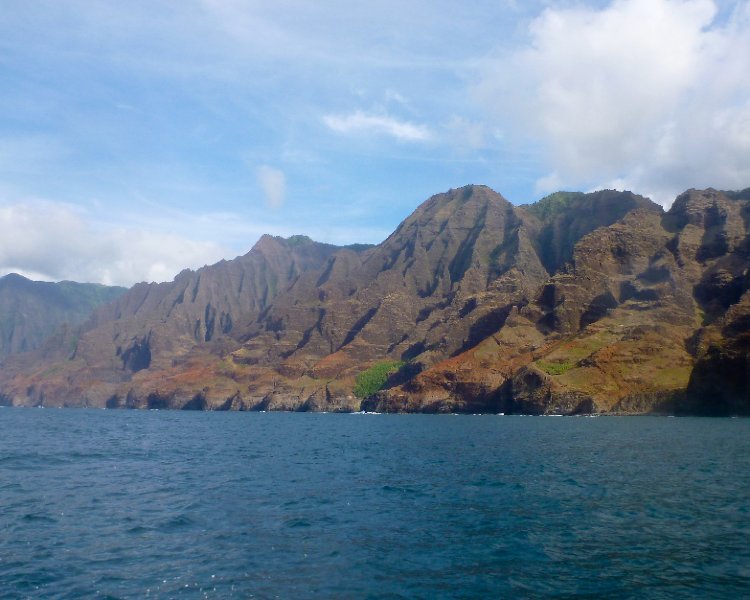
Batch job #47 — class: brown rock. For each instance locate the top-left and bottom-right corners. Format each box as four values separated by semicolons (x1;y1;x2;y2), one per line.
0;185;748;415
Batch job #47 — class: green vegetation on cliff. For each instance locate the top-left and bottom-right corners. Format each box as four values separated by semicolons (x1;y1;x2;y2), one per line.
353;360;405;398
521;191;585;221
537;360;575;376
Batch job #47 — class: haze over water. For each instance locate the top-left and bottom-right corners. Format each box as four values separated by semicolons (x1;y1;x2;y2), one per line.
1;409;748;598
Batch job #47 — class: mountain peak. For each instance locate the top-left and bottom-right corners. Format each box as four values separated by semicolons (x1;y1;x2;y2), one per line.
253;233;329;253
0;273;31;286
665;188;745;231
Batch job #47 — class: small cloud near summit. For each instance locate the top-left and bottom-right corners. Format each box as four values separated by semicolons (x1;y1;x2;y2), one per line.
256;165;287;209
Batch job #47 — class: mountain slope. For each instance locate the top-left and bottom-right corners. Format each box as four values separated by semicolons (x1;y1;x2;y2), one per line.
0;274;126;357
370;188;750;415
0;235;344;406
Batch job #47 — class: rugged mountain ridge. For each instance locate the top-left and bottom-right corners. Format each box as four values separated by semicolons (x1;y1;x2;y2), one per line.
0;274;126;357
0;185;747;414
369;187;749;415
0;234;347;407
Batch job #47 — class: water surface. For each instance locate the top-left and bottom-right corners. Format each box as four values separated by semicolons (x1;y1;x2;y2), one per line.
1;409;748;598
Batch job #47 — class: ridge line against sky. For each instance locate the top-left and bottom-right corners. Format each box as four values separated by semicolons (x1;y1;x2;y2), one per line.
1;0;748;286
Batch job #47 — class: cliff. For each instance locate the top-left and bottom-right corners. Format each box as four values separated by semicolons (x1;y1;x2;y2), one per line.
0;185;747;415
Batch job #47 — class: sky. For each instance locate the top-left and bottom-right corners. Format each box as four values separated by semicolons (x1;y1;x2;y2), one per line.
0;0;748;286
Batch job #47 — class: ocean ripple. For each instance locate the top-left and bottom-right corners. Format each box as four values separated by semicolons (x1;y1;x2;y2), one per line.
0;410;748;598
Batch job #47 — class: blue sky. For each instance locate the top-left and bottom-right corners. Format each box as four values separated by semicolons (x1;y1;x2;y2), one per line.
1;0;748;285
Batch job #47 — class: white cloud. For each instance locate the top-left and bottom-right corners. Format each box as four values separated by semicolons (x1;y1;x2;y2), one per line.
323;110;433;142
445;116;491;151
98;230;228;286
478;0;750;205
0;200;229;286
256;165;286;209
534;172;565;197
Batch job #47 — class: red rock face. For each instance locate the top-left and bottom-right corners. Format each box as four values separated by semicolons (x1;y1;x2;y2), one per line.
0;185;748;414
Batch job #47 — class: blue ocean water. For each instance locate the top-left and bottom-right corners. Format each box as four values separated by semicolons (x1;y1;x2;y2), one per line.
0;409;748;599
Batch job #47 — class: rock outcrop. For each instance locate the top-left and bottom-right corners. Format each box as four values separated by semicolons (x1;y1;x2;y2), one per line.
0;185;747;414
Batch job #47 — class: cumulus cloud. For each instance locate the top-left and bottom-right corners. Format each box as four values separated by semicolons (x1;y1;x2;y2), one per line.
256;165;286;209
479;0;750;205
323;110;433;142
0;200;229;286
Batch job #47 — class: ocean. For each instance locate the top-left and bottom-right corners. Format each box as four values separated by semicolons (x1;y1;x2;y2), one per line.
1;408;748;598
